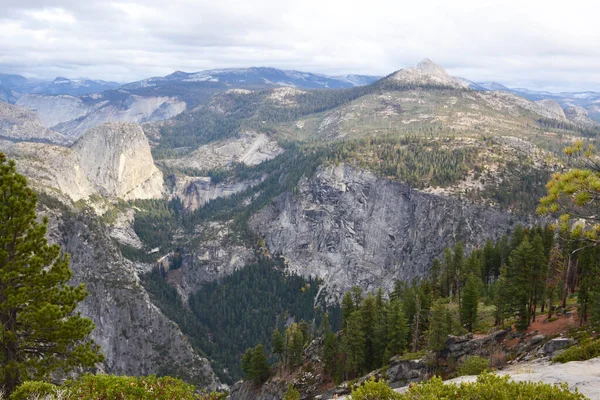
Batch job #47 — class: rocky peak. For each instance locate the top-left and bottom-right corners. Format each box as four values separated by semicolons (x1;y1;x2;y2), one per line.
535;99;566;120
565;105;599;126
73;122;165;199
389;58;466;88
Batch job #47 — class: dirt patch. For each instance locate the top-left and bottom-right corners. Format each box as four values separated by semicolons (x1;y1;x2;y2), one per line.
526;308;579;337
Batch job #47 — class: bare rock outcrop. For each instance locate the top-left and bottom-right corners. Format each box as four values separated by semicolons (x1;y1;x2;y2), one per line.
163;131;284;172
565;105;599;126
0;101;68;144
535;99;566;120
389;59;467;89
6;122;165;201
73;123;164;199
251;164;519;299
44;206;220;390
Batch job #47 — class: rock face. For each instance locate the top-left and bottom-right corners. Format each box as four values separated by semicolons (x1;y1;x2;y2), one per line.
251;164;518;298
444;358;600;400
73;123;164;200
387;357;429;387
169;174;264;212
389;59;466;88
0;101;68;144
163;131;284;172
535;99;566;120
44;207;220;390
565;105;599;126
16;92;187;139
54;95;187;139
16;94;90;127
6;122;165;201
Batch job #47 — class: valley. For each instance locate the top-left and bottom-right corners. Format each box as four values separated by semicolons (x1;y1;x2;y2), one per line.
1;58;599;397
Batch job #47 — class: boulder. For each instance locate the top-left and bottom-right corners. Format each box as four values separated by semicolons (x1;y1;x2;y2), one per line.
542;338;574;355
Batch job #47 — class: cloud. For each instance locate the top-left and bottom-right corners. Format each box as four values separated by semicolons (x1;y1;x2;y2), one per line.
0;0;599;91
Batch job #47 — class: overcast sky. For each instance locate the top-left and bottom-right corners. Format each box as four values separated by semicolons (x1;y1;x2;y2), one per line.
1;0;599;92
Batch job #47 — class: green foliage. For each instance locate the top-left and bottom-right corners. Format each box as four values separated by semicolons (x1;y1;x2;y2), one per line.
349;377;400;400
0;154;103;394
396;373;586;399
271;329;284;361
553;339;600;363
62;374;201;399
283;384;301;400
142;257;325;382
10;381;57;400
456;355;490;376
427;301;451;353
240;345;270;386
327;136;479;189
460;273;479;332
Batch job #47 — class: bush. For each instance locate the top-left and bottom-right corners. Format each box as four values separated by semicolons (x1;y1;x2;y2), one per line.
457;355;491;376
349;373;587;399
349;378;400;400
62;374;200;399
283;384;300;400
553;339;600;363
10;381;58;400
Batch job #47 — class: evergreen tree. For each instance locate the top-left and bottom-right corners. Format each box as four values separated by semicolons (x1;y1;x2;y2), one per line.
0;154;103;394
460;273;479;332
427;300;450;354
429;258;442;298
453;242;465;305
341;291;354;329
509;238;535;330
529;234;548;322
360;294;377;371
284;324;305;368
343;311;365;378
384;300;408;361
244;344;270;385
271;328;284;363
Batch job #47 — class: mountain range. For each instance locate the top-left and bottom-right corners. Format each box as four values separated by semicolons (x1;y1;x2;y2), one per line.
1;58;599;390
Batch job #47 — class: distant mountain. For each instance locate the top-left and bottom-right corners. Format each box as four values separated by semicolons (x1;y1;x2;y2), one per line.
468;83;600;123
124;67;380;90
386;58;468;88
0;74;120;96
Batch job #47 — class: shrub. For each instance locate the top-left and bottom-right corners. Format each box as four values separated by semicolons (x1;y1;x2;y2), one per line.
349;373;587;399
10;381;57;400
283;384;300;400
62;374;200;399
401;373;586;399
553;339;600;363
349;378;400;400
457;355;490;376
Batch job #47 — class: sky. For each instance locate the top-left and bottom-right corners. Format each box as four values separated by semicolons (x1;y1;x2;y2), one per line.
1;0;599;92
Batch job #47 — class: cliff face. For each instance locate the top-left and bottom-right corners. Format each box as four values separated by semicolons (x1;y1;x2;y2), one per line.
0;101;68;144
43;207;220;390
73;123;164;200
251;164;519;298
6;122;164;202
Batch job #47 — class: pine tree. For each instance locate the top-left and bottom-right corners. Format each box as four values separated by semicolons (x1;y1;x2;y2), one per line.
271;328;284;363
341;291;354;329
453;242;465;305
427;300;450;354
361;294;377;371
0;154;103;394
384;299;408;361
248;345;270;385
343;311;365;378
461;273;479;332
530;235;548;323
509;238;535;330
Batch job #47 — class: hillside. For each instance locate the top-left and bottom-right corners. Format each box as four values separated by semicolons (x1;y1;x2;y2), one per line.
2;58;599;387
